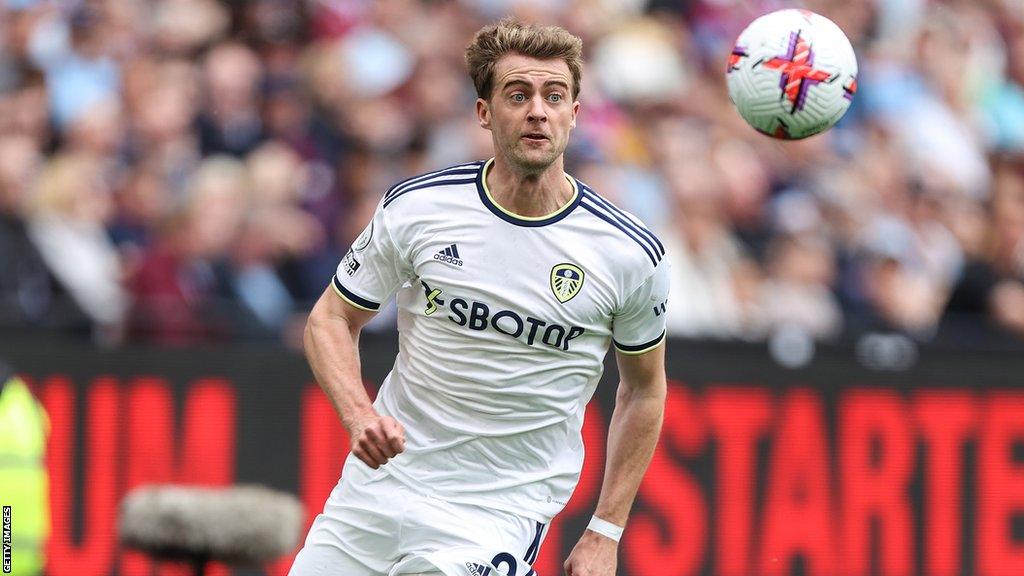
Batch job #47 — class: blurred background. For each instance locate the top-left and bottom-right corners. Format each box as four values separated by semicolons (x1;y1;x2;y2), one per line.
1;0;1023;351
3;1;1024;575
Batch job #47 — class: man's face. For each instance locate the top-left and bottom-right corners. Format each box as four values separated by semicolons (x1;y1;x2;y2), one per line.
476;54;579;173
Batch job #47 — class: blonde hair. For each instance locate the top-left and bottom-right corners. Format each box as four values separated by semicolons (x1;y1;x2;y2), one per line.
186;155;250;209
465;18;583;101
28;154;103;218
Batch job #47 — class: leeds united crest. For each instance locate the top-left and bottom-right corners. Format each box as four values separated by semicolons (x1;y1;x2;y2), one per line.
550;263;585;303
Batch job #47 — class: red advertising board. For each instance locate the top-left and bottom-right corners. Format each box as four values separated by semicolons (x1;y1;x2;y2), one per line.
6;334;1024;576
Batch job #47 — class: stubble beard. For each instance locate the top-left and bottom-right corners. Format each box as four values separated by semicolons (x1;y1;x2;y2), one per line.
505;138;562;175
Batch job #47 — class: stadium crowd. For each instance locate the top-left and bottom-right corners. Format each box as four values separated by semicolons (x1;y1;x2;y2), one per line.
1;0;1023;348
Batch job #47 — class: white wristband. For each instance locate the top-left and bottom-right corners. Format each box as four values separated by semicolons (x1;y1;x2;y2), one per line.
586;516;625;542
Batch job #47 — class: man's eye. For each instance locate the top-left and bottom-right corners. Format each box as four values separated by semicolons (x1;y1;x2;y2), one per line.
511;93;526;102
548;93;563;103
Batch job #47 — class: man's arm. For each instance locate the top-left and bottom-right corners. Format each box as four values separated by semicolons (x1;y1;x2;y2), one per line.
564;342;667;576
304;286;405;469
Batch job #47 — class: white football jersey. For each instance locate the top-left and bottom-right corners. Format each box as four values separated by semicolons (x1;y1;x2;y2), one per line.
333;159;669;522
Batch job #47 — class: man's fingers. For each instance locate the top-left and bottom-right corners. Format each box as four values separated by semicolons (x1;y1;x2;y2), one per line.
367;421;404;458
356;434;389;468
564;553;594;576
361;426;396;458
354;450;380;469
356;442;386;468
388;434;405;454
352;416;406;467
379;436;399;459
382;418;406;453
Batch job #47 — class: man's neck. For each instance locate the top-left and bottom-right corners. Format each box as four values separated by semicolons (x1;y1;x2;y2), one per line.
485;157;573;218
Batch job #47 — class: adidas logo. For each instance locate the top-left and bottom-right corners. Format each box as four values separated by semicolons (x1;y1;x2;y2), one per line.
434;243;464;267
466;563;491;576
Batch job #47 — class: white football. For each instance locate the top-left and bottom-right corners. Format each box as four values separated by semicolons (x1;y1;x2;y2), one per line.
726;9;858;139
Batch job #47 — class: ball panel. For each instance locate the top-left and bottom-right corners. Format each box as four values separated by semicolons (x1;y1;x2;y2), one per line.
725;9;857;139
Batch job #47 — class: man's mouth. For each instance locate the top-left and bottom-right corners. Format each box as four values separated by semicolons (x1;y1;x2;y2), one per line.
522;133;549;141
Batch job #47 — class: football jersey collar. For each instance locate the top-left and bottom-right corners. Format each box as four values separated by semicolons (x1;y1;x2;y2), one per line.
476;158;581;227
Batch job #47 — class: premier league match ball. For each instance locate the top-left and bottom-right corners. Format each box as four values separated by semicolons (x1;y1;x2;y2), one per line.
726;9;858;140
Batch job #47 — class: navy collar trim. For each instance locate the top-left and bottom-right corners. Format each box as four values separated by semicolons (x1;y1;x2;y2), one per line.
475;159;581;227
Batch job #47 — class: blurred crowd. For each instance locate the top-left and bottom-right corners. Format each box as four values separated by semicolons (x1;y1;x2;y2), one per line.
1;0;1023;348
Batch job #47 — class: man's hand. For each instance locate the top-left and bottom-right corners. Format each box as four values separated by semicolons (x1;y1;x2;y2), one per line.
349;414;406;469
563;530;618;576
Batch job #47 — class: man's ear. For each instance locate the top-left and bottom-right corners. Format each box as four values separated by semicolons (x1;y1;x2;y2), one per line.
476;98;491;129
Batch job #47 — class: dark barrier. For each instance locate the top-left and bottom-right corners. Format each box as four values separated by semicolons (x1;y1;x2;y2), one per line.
5;333;1024;576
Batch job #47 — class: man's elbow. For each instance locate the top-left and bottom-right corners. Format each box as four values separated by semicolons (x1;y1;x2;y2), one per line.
303;298;359;357
618;376;667;404
302;313;317;360
303;304;329;359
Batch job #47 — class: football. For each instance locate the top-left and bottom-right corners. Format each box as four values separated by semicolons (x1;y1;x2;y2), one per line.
726;9;858;140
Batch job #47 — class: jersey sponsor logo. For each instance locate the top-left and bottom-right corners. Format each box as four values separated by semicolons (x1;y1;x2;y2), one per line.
550;263;585;303
341;249;361;275
434;243;464;267
422;281;585;351
352;220;373;252
421;280;444;316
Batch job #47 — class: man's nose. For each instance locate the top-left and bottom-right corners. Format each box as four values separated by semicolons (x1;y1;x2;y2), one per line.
527;94;547;122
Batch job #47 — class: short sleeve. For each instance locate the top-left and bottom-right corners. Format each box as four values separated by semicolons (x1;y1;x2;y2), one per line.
612;261;670;355
332;203;409;311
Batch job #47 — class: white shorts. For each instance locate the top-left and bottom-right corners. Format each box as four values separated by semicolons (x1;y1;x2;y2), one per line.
289;456;547;576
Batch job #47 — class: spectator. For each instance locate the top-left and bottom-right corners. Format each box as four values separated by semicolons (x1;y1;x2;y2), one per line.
24;153;127;344
129;156;248;344
245;141;331;308
197;42;266;157
659;150;763;339
0;135;54;329
760;231;843;341
38;6;121;132
0;0;1021;347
